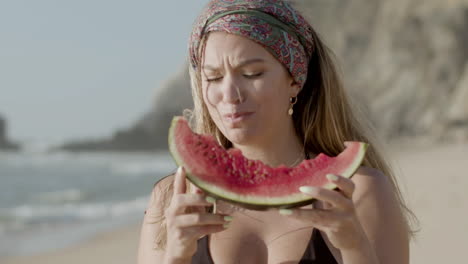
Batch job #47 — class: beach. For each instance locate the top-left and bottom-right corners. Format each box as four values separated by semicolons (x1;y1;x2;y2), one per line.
1;141;467;264
390;141;468;264
0;223;141;264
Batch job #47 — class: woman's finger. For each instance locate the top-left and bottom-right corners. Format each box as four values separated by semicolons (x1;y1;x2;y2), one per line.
278;208;337;226
299;185;352;209
314;200;333;210
173;166;187;195
326;174;355;199
174;213;232;228
187;183;207;214
169;193;215;215
185;224;229;240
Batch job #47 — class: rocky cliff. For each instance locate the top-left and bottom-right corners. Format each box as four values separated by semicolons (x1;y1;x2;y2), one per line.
296;0;468;141
59;0;468;152
0;114;20;150
58;66;193;152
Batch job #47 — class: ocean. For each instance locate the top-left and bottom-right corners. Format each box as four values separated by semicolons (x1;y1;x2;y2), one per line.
0;149;176;257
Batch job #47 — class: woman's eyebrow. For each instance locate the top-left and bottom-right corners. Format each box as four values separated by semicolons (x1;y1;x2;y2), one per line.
203;58;265;71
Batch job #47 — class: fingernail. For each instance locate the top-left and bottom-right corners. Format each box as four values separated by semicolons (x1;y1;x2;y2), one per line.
299;186;317;195
279;209;293;215
206;196;216;204
326;174;338;181
223;222;230;228
177;166;183;175
223;215;233;222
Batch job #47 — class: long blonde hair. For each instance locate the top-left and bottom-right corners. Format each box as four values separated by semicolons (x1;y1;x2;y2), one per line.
151;26;418;251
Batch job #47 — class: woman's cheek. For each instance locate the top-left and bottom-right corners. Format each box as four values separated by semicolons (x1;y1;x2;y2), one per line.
203;84;217;108
203;86;223;122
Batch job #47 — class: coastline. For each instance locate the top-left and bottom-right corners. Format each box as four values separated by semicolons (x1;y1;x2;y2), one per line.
2;141;467;264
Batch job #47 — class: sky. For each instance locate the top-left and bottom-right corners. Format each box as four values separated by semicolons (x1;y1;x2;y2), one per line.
0;0;209;146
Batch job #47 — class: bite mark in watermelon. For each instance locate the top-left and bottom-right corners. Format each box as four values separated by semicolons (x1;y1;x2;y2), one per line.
168;116;368;209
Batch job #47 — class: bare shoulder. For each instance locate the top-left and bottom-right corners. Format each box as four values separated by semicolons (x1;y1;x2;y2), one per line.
349;165;403;213
138;174;175;263
153;173;175;193
354;166;387;182
146;173;176;214
352;166;409;260
351;166;393;196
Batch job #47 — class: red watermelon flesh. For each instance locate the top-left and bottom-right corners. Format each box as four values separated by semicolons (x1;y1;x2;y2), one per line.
168;116;368;209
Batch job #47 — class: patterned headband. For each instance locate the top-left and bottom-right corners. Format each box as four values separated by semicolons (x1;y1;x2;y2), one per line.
189;0;315;88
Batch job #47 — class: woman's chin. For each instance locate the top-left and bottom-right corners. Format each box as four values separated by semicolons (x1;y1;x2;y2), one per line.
225;128;255;146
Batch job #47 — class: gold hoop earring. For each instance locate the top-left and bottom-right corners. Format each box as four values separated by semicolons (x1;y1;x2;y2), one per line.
288;96;298;116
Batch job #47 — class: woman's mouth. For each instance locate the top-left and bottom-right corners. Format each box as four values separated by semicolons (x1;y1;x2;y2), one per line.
223;112;254;124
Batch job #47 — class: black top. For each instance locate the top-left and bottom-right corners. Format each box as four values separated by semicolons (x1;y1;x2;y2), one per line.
191;228;338;263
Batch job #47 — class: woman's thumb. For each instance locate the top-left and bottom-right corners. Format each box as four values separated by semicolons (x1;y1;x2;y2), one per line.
173;166;186;194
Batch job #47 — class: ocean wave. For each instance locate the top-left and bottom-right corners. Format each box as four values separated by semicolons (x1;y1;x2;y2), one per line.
110;158;176;176
33;189;85;204
0;151;73;168
0;150;174;171
0;196;149;232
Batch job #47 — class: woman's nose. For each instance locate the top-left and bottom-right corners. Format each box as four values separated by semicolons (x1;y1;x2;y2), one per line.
221;74;245;104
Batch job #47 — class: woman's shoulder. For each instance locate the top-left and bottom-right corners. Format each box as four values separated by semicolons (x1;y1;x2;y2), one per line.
146;173;176;213
354;166;386;181
153;173;176;192
352;166;398;205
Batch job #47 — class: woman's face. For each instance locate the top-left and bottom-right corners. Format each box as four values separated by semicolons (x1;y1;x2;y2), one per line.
202;32;301;146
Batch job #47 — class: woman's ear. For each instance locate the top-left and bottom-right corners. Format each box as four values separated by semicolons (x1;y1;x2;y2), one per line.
289;79;302;97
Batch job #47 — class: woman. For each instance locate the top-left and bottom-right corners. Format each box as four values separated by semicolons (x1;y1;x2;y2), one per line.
138;0;415;263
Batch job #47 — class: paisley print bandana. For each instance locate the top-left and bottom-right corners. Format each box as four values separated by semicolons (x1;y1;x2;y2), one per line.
189;0;315;88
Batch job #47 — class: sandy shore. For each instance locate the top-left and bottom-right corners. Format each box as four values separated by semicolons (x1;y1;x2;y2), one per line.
0;223;142;264
388;141;468;264
2;141;467;264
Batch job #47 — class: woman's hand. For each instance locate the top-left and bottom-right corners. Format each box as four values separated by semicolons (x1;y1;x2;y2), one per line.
278;173;370;251
164;166;232;263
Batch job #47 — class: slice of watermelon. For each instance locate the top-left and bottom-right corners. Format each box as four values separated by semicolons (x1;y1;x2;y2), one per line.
168;116;368;209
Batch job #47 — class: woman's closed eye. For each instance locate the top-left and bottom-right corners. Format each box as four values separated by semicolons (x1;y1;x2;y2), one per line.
205;72;263;82
205;76;223;82
243;72;263;79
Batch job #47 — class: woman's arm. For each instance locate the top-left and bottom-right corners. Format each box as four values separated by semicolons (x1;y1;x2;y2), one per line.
280;165;409;264
137;170;226;264
137;176;173;264
324;167;410;264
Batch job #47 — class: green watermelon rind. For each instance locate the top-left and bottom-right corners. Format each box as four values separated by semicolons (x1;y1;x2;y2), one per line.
168;116;369;210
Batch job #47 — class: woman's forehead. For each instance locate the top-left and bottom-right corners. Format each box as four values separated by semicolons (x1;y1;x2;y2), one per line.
202;32;274;68
202;58;265;72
